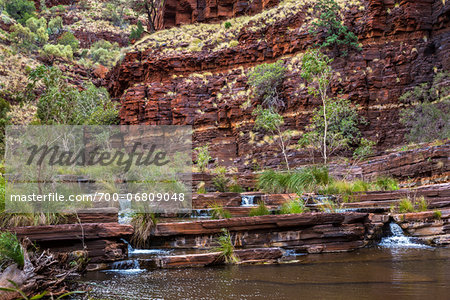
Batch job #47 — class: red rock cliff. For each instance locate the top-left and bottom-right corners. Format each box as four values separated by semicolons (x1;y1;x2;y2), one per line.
108;0;450;168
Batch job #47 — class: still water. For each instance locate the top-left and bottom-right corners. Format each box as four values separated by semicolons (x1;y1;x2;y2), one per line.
81;247;450;299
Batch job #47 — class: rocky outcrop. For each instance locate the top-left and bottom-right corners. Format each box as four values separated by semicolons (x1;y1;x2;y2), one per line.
12;223;133;263
344;183;450;210
393;208;450;246
111;0;450;169
160;0;280;28
331;141;450;183
150;212;386;253
155;247;283;268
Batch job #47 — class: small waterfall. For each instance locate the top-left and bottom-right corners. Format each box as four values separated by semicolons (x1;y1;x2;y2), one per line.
107;259;143;273
379;222;431;248
241;195;256;206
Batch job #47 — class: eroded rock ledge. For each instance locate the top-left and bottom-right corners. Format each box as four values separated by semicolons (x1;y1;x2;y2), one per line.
150;212;386;253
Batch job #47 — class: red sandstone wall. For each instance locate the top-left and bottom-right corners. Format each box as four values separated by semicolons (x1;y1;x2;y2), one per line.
160;0;280;28
110;0;450;168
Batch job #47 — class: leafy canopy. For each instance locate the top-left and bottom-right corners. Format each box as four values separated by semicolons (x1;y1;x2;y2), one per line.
309;0;361;56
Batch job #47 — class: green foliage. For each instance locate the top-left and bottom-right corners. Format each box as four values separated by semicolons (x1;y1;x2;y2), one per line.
57;32;80;51
399;72;450;143
0;232;24;269
353;138;375;160
253;106;284;132
398;198;415;213
248;60;286;109
5;0;35;24
279;199;308;214
209;203;232;219
224;21;232;29
299;51;364;164
396;196;428;213
214;228;239;264
27;66;118;125
41;44;73;60
48;16;63;35
228;183;244;193
89;40;120;67
257;166;330;194
0;98;10;156
249;201;270;216
417;196;428;212
130;213;157;248
129;20;144;41
253;106;291;169
10;17;48;50
212;167;231;192
194;145;211;172
433;210;442;219
309;0;361;56
375;176;399;191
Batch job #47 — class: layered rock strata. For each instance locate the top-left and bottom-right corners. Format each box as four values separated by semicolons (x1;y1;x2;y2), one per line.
111;0;450;169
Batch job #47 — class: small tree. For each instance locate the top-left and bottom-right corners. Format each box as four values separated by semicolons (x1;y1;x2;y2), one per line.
300;49;363;164
309;0;361;56
253;106;292;169
131;0;163;33
301;49;333;164
248;60;286;110
194;145;211;172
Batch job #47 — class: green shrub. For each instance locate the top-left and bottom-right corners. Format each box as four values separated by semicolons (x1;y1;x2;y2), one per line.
399;72;449;143
10;23;37;50
213;175;230;192
253;106;291;168
353;138;375;160
5;0;35;24
249;201;270;216
10;17;48;50
194;145;211;172
28;66;118;125
417;196;428;212
48;16;63;35
433;210;442;219
398;198;415;213
130;213;157;248
129;20;144;41
375;176;399;191
279;199;308;214
214;228;238;264
224;21;232;29
0;232;24;269
228;183;244;193
257;166;330;194
41;44;73;60
0;98;10;156
209;203;232;219
57;32;80;51
89;40;120;67
248;60;286;109
309;0;361;56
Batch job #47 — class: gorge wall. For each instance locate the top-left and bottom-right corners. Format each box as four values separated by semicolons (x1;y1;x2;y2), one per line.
109;0;450;169
159;0;280;28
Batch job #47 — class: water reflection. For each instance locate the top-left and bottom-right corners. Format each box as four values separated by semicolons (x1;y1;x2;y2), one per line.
81;247;450;299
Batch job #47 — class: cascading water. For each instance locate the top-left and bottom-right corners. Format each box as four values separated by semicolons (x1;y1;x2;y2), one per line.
108;259;143;273
241;195;256;206
379;222;431;248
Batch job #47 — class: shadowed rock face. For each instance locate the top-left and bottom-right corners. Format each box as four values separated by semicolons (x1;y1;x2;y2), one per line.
159;0;280;29
110;0;450;168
